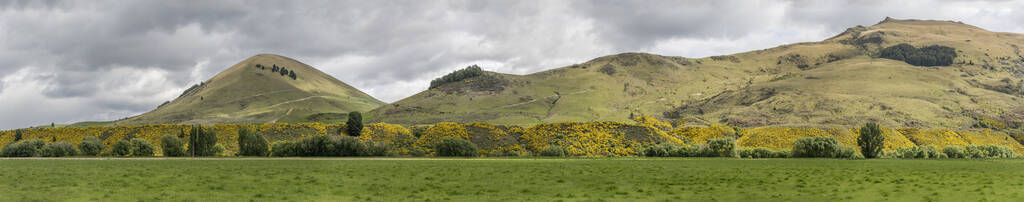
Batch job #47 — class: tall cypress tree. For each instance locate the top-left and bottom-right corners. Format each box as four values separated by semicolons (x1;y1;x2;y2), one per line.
346;112;363;136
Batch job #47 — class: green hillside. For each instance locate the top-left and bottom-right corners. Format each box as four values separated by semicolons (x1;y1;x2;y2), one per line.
369;18;1024;130
106;54;384;125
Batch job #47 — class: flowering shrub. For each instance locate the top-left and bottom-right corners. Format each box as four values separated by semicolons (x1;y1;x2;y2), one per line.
520;121;683;156
360;123;415;154
414;122;470;153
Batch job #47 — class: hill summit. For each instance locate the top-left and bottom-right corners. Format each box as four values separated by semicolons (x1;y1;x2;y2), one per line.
114;54;384;125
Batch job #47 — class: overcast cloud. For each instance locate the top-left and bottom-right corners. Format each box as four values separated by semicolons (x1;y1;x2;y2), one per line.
1;0;1022;129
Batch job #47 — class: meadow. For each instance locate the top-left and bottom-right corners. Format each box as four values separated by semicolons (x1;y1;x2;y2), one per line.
2;158;1023;201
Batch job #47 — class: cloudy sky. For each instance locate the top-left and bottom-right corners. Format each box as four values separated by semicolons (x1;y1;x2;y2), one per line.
1;0;1023;129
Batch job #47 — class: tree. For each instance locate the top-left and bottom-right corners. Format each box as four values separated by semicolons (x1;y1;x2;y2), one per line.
428;65;485;89
238;128;269;156
112;140;131;156
129;138;155;157
288;70;296;80
14;129;22;141
272;64;279;72
346;112;363;136
188;125;218;156
161;134;185;157
279;67;289;76
41;142;76;157
78;136;105;156
879;43;955;66
857;122;885;158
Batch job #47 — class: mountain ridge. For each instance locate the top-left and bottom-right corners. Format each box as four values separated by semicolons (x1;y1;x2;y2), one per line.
368;18;1024;130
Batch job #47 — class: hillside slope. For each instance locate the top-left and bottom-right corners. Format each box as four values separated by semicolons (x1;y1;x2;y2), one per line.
370;18;1024;130
112;54;385;125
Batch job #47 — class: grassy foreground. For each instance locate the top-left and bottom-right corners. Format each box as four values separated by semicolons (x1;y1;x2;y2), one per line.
1;158;1023;201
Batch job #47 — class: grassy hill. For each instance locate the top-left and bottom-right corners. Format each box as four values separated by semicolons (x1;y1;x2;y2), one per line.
369;18;1024;130
102;54;384;126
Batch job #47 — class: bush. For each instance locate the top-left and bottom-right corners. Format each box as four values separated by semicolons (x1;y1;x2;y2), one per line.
837;147;860;159
705;138;737;157
213;144;225;156
879;43;955;66
237;128;269;157
41;142;76;157
1;140;44;157
408;148;426;157
333;136;366;157
675;145;704;157
942;146;967;158
161;135;185;157
346;112;363;136
362;142;389;156
429;65;485;89
112;140;131;157
540;145;569;157
966;144;1016;158
130;138;155;157
598;64;616;75
271;141;299;157
434;138;478;157
270;135;371;157
187;125;218;156
857;122;884;158
888;145;950;159
644;143;679;157
739;147;776;158
78;136;105;156
771;149;793;158
792;137;848;158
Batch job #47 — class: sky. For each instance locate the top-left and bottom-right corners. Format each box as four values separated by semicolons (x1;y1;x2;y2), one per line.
1;0;1023;129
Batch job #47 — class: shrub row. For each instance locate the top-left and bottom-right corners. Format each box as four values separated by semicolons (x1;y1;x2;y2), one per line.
887;145;1017;159
643;138;740;157
646;137;862;159
792;137;861;158
738;148;792;158
2;139;80;157
271;135;368;157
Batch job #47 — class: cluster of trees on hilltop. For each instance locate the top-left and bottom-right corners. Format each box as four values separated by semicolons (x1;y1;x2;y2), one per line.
255;64;297;80
879;43;956;66
429;65;484;89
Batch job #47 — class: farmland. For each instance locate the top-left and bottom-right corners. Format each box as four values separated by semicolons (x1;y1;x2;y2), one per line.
2;158;1023;201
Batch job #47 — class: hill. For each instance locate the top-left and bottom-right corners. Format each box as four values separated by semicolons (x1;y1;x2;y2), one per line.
106;54;384;125
369;18;1024;130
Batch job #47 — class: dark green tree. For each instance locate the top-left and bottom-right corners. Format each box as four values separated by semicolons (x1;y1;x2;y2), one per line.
346;112;363;136
238;128;269;156
112;140;131;157
857;122;885;158
161;134;185;157
187;125;218;156
77;136;105;156
428;65;484;89
130;138;155;157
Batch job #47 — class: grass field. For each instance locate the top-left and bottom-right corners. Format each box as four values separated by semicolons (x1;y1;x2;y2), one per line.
1;158;1023;201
